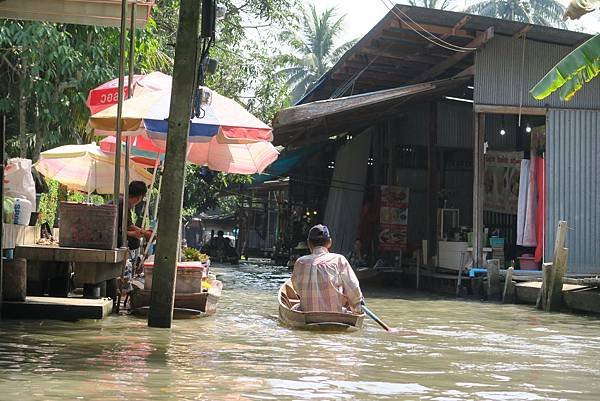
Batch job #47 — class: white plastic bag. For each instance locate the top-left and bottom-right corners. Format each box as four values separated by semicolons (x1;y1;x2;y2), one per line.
3;158;36;210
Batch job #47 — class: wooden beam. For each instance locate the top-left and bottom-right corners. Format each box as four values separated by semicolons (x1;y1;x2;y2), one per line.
388;19;474;38
360;46;439;65
513;24;533;38
147;0;202;329
487;259;502;300
426;102;438;267
474;104;547;116
472;112;485;267
453;65;475;78
341;63;418;79
409;27;494;84
546;221;569;312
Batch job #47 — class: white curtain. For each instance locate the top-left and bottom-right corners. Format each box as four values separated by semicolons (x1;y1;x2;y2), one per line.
324;129;372;256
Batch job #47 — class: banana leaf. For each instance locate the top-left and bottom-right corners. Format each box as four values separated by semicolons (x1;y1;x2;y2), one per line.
530;34;600;101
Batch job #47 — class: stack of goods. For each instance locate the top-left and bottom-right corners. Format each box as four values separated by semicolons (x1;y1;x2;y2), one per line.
490;237;505;267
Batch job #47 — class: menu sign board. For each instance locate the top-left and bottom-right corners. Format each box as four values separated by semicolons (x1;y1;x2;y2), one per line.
484;151;522;215
378;186;409;251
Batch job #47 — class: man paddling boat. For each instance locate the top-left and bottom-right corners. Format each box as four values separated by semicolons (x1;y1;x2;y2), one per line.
291;224;363;313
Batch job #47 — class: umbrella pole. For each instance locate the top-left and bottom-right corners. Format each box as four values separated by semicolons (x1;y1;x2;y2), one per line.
113;0;128;248
142;156;160;230
122;2;136;248
153;162;163;224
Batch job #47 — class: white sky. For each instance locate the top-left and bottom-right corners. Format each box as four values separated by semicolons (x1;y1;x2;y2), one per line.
308;0;599;45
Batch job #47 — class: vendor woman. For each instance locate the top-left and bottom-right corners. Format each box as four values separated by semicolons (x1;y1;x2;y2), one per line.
110;181;152;250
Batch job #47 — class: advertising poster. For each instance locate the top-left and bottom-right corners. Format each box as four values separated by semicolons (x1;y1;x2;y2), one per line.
484;151;523;215
378;186;409;251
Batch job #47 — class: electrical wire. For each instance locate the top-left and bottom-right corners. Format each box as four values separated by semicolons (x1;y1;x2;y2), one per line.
378;0;477;53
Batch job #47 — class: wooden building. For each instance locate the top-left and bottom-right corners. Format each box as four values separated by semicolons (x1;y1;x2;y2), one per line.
272;6;600;274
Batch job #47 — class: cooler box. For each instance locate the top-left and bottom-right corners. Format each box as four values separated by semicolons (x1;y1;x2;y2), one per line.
59;202;117;250
144;260;209;293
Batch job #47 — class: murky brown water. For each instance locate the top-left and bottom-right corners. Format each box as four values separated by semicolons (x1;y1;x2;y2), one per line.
1;263;600;400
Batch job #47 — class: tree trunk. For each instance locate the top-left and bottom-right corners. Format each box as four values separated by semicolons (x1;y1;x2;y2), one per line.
18;84;27;158
32;101;43;162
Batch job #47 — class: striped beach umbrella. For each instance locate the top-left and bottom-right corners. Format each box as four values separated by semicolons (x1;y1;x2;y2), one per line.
35;143;153;194
88;87;273;142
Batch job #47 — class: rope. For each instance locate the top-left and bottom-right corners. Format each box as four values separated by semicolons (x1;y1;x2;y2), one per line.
379;0;476;53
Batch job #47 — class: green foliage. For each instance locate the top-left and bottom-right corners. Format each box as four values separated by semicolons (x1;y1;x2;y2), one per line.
182;165;252;217
465;0;566;27
279;4;357;102
37;178;104;226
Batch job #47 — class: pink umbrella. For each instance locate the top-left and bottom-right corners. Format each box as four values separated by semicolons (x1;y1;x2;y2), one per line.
87;71;172;114
147;133;279;175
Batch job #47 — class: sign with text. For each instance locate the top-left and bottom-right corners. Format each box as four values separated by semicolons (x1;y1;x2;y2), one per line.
484;151;523;215
378;186;409;251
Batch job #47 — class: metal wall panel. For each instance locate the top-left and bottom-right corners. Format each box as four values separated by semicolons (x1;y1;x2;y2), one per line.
391;106;429;146
437;101;472;148
546;109;600;273
475;36;600;110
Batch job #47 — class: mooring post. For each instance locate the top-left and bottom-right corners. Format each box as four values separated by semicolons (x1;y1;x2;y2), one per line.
546;221;569;312
148;0;202;328
502;266;515;303
536;262;552;310
486;259;501;300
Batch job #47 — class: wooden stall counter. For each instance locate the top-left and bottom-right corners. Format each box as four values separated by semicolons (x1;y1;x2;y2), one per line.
14;244;128;301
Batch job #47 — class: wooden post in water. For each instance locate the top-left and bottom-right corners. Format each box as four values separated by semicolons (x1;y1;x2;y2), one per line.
536;262;551;310
472;113;485;268
545;221;569;312
147;0;202;328
502;266;515;303
486;259;501;300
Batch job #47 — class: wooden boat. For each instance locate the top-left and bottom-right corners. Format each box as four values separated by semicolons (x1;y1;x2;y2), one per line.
355;267;385;285
129;278;222;319
278;279;364;331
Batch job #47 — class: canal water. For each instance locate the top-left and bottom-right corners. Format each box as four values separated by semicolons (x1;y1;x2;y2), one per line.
1;263;600;400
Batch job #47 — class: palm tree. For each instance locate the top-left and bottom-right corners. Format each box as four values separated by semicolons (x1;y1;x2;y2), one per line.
408;0;453;9
280;5;356;102
466;0;566;28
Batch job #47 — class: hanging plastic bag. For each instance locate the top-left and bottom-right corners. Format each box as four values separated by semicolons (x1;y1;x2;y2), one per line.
3;158;37;211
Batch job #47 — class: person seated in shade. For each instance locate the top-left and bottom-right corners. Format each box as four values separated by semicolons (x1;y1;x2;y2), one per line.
109;180;152;250
291;224;363;313
202;230;239;262
347;238;368;269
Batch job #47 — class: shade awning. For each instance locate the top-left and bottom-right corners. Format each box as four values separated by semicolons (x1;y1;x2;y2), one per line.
0;0;154;29
272;77;470;147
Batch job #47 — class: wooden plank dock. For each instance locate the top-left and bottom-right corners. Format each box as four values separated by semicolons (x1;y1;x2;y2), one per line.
2;296;113;320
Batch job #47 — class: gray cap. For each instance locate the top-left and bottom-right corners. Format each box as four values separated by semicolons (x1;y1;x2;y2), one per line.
308;224;330;242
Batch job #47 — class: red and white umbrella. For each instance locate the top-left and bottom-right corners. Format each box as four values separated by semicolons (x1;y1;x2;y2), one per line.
86;71;171;114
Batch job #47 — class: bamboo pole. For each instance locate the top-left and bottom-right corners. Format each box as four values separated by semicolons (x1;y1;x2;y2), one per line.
112;0;128;248
147;0;202;328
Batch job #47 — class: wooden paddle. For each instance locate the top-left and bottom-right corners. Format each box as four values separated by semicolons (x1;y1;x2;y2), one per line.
361;303;399;333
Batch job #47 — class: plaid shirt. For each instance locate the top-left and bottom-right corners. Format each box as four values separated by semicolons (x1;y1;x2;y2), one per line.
291;247;363;313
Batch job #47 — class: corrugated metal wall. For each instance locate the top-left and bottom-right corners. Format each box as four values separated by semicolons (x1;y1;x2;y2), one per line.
437;101;472;148
475;36;600;110
546;109;600;273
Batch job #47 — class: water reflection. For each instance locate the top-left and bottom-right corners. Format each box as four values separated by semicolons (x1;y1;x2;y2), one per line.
0;262;599;400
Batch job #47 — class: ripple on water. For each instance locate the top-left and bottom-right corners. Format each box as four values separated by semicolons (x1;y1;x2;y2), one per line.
0;263;599;400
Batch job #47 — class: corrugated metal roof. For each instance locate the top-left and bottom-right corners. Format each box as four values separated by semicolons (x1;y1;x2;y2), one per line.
0;0;154;29
273;77;470;147
298;5;591;105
